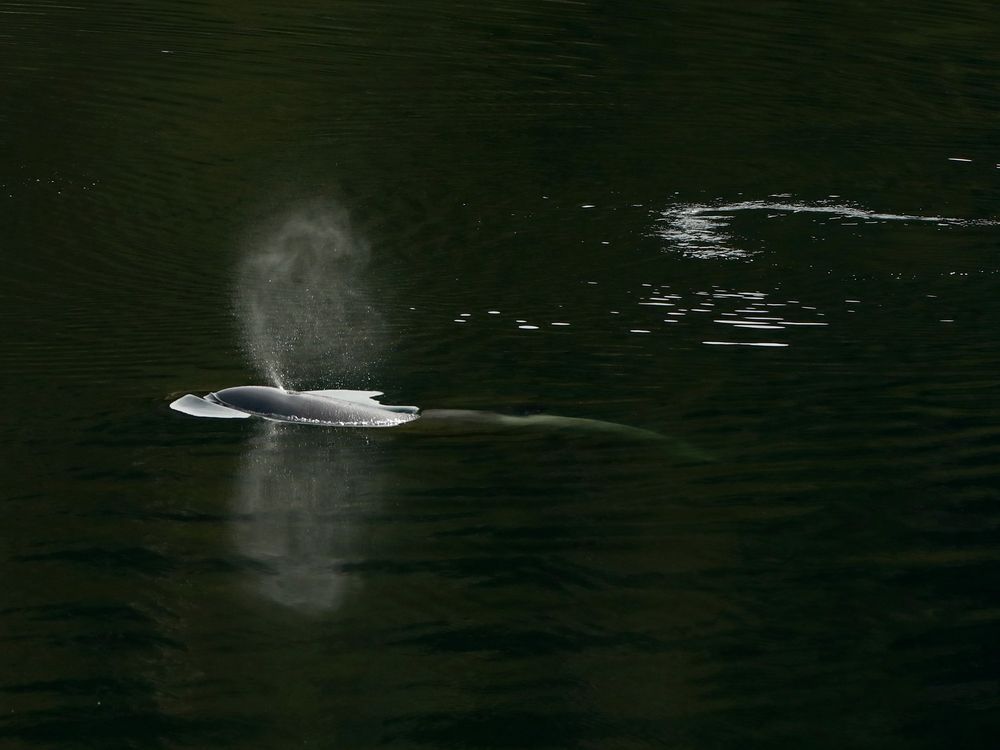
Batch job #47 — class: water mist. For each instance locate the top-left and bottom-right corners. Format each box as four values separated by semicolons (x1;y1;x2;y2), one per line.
236;200;381;390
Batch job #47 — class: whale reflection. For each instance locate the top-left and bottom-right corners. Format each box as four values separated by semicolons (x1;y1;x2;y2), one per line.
232;422;382;612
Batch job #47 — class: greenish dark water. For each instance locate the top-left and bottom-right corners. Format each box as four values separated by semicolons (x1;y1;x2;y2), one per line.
3;1;1000;748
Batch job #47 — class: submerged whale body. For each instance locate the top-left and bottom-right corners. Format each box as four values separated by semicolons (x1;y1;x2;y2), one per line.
170;386;420;427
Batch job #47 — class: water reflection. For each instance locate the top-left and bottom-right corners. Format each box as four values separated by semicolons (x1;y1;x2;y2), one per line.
635;284;828;347
232;422;381;612
422;278;834;348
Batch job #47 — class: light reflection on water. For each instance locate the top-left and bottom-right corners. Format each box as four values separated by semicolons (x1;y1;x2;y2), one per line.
418;275;971;353
423;279;836;348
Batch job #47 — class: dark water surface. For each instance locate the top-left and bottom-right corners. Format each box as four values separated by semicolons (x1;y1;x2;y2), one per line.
4;1;1000;748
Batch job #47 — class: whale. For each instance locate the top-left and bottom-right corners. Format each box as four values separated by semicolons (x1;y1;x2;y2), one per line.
168;385;708;452
170;386;420;427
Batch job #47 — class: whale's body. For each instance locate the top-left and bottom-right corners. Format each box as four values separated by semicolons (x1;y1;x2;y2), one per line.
170;386;419;427
169;385;707;454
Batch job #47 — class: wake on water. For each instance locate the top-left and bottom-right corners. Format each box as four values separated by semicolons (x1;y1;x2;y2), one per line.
654;198;998;259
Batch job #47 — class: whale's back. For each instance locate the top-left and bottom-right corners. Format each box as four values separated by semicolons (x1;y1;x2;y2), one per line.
206;386;419;426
